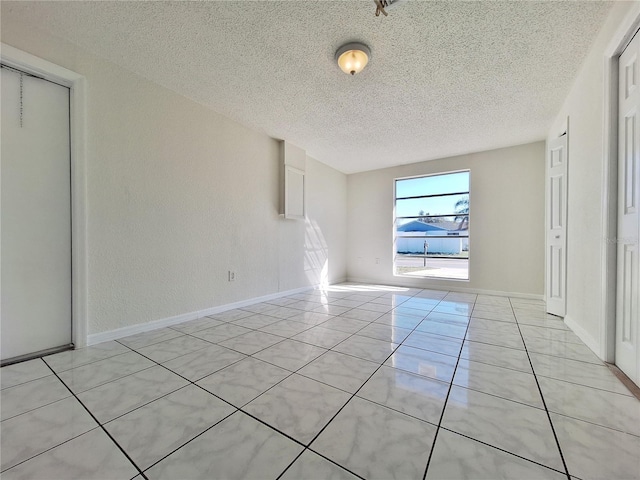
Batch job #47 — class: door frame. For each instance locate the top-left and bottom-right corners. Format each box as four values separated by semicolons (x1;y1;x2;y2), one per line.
601;6;640;363
1;43;88;348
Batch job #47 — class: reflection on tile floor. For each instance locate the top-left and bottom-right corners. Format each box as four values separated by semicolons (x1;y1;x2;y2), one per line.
2;283;639;480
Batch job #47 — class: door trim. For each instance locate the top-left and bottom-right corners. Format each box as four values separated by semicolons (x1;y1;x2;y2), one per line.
602;5;640;363
1;43;88;348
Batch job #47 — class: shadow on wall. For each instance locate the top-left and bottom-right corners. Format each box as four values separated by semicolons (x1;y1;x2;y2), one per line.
304;218;329;288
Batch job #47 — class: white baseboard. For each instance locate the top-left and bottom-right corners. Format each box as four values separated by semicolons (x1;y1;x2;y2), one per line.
563;314;602;360
87;311;201;346
197;285;317;318
87;285;316;346
345;277;544;301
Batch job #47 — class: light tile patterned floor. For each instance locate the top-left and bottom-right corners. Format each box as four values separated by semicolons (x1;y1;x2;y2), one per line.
1;283;639;480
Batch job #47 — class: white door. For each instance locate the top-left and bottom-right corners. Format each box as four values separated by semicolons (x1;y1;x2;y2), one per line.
1;66;72;362
616;34;640;384
546;133;568;317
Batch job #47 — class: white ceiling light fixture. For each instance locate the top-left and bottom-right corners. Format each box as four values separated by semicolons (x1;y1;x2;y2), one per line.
335;42;371;76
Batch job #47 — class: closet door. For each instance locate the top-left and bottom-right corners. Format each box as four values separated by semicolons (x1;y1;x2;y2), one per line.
1;66;72;362
546;134;568;317
616;33;640;384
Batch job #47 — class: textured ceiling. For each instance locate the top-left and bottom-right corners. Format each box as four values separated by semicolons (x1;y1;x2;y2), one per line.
3;1;612;173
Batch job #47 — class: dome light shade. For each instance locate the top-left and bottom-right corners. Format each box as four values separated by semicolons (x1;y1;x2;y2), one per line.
335;42;371;75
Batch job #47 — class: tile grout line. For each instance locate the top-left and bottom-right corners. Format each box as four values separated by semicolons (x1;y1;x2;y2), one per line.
508;298;572;480
218;299;395;417
275;449;366;480
133;292;396;480
421;294;476;480
47;362;159;397
38;345;141;376
531;370;639;398
0;370;77;422
437;426;569;475
115;290;471;477
172;299;372;362
216;292;446;433
145;291;413;366
227;294;402;377
126;294;382;420
0;425;110;475
122;349;313;476
7;288;454;478
274;291;429;480
44;346;278;476
40;361;150;480
126;320;373;480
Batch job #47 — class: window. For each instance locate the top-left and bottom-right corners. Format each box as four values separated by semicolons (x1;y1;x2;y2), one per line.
394;171;470;280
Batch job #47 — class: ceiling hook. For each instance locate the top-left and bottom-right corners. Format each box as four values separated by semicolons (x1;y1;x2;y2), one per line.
374;0;388;17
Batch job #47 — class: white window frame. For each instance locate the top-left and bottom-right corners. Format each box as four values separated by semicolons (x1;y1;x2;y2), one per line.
393;170;470;281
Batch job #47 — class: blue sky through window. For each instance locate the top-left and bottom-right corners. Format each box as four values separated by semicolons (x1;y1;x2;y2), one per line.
395;171;469;218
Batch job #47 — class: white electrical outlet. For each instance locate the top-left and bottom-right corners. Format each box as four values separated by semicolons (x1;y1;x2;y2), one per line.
228;270;236;281
375;258;380;264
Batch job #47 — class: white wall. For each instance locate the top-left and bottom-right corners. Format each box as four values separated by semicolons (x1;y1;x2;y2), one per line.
306;159;348;288
548;1;640;358
1;15;347;336
347;142;545;297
